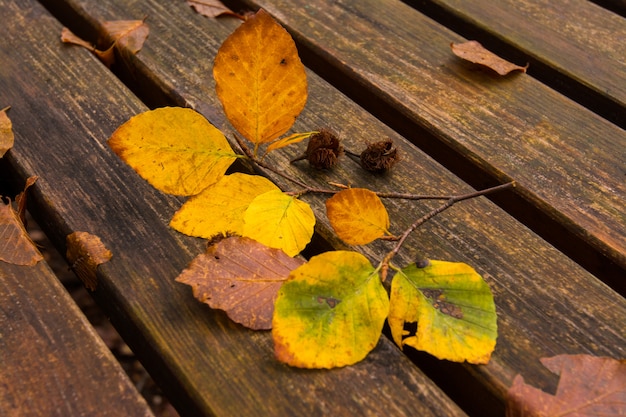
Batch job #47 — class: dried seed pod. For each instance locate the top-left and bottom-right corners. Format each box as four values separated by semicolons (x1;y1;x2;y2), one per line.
292;129;343;169
360;139;400;173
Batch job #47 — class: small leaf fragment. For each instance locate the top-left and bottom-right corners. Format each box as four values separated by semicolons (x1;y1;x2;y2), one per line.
60;28;95;50
176;236;304;329
451;41;528;75
507;354;626;417
243;190;315;257
108;107;237;196
66;232;112;291
171;173;279;238
187;0;242;19
1;106;14;158
266;131;317;154
15;176;38;226
326;188;390;245
273;251;389;368
388;260;497;364
0;201;43;266
213;9;307;145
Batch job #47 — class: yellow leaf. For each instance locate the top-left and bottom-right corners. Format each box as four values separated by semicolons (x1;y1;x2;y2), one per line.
108;107;237;196
243;190;315;257
388;260;497;364
265;131;316;154
213;9;307;146
1;106;14;158
326;188;390;245
170;173;279;238
273;251;389;368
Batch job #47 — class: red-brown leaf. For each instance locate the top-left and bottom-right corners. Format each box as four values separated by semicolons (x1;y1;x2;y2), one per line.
0;201;43;266
187;0;242;19
451;41;528;76
66;231;112;291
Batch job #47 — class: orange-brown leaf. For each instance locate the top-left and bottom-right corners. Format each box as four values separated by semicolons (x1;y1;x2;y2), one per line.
60;27;95;50
176;236;305;330
0;201;43;266
506;354;626;416
213;9;307;146
187;0;242;19
451;41;528;76
66;232;112;291
15;176;38;226
1;106;14;158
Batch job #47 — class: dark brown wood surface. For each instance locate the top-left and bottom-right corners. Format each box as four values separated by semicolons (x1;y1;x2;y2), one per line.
230;0;626;290
2;0;626;416
0;258;153;416
405;0;626;127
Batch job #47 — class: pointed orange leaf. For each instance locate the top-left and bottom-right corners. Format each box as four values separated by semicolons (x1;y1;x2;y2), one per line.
176;236;305;329
326;188;390;245
213;9;307;147
265;131;317;154
108;107;237;196
1;106;14;158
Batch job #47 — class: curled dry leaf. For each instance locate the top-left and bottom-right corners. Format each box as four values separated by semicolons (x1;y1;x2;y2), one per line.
66;231;112;291
1;106;14;158
187;0;242;19
0;200;43;266
451;41;528;76
16;176;38;226
176;236;305;330
507;354;626;416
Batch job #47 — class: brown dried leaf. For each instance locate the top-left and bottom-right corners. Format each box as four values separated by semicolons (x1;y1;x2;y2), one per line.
451;41;528;76
506;354;626;416
176;236;305;330
15;176;38;226
187;0;242;19
0;201;43;266
66;232;112;291
1;106;14;158
60;27;95;51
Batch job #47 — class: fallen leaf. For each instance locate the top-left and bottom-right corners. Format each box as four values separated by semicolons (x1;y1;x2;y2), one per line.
1;106;14;158
243;189;315;257
108;107;237;196
273;251;389;368
326;188;390;245
451;41;528;75
60;27;95;51
0;200;43;266
388;260;497;364
507;354;626;417
66;231;112;291
213;9;307;149
176;236;305;329
265;131;317;154
170;173;280;238
187;0;242;19
15;176;38;226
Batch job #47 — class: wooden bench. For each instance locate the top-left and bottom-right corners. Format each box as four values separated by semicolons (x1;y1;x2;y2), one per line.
1;0;624;415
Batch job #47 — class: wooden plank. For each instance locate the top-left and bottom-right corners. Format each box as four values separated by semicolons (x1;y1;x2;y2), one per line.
404;0;626;128
0;259;153;417
24;0;626;415
227;0;626;290
0;0;467;416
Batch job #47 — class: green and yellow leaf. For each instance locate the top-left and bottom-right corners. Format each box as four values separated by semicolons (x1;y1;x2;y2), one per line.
243;190;315;257
388;260;497;364
108;107;237;196
273;251;389;368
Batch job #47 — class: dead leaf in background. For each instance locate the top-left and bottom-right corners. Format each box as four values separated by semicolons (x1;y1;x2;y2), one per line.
15;176;38;226
506;354;626;416
0;200;43;266
66;231;112;291
1;106;14;158
176;236;304;329
187;0;243;19
451;41;528;76
60;28;95;51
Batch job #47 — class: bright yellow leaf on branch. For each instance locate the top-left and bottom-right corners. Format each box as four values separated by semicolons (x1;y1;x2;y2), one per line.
213;9;307;148
170;173;279;238
273;251;389;368
243;190;315;257
388;260;497;364
108;107;237;196
326;188;390;245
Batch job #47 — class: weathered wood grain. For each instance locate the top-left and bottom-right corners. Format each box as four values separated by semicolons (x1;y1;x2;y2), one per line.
0;260;153;417
405;0;626;128
1;0;468;416
230;0;626;290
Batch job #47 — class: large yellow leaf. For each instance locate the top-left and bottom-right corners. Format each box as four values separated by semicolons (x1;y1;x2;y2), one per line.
213;9;307;146
388;260;497;364
273;251;389;368
326;188;390;245
243;190;315;257
108;107;237;196
170;173;279;238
